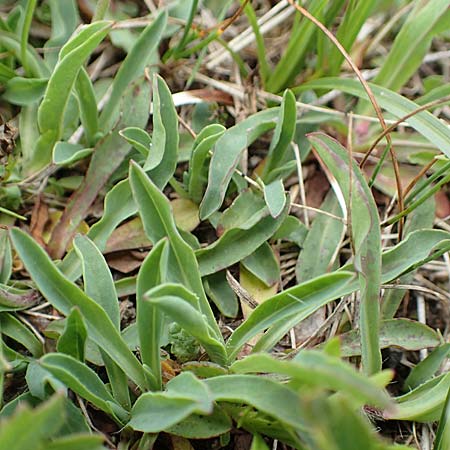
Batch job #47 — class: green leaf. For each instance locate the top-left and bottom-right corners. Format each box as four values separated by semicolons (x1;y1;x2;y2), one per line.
33;21;112;172
200;108;279;219
231;352;392;409
40;353;128;423
405;344;450;391
296;78;450;157
373;0;450;92
241;242;280;288
250;434;270;450
272;215;308;247
10;228;148;390
145;75;179;189
204;271;238;317
43;434;105;450
129;372;214;432
188;124;225;204
73;234;131;407
75;68;99;146
143;283;227;365
253;229;450;354
263;179;286;219
434;385;450;450
3;77;47;105
52;142;93;166
0;395;65;450
130;161;220;339
309;132;382;374
165;405;232;439
99;11;167;132
73;235;120;328
336;319;441;357
296;190;344;283
204;374;306;429
196;199;288;276
136;239;167;390
216;190;267;233
226;271;354;362
119;127;151;157
57;307;87;361
387;373;450;422
0;313;43;357
262;90;297;179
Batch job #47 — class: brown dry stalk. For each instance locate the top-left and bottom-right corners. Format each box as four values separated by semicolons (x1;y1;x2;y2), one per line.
286;0;404;239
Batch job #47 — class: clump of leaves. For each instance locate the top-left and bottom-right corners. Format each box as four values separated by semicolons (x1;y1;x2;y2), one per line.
1;1;450;449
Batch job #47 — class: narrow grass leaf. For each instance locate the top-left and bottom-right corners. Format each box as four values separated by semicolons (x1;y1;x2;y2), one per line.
10;228;148;390
296;78;450;157
374;0;450;92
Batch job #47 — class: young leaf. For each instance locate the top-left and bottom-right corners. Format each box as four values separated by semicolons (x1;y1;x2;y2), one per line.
188;124;225;204
129;161;221;340
143;283;227;365
262;90;297;179
56;307;87;361
200;108;279;219
145;74;179;189
263;179;286;219
33;21;112;171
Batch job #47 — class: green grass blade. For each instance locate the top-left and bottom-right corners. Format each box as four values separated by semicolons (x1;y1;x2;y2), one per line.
374;0;450;92
296;78;450;157
19;0;37;76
